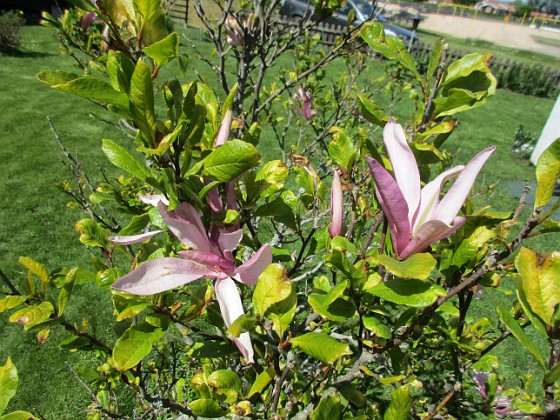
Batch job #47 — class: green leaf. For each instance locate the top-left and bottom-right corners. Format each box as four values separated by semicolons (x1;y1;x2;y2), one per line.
328;127;355;173
516;284;548;338
57;268;76;317
367;279;446;307
357;94;389;127
363;316;392;339
203;140;261;182
144;32;178;68
106;51;135;94
190;399;224;418
267;288;297;338
227;314;256;338
253;160;289;198
378;253;436;280
254;195;298;231
102;139;152;181
195;82;219;128
75;219;110;249
18;257;50;293
515;247;560;325
0;296;28;314
247;367;275;398
118;214;151;236
311;393;345;419
427;38;445;81
544;362;560;386
129;60;156;144
37;72;129;108
290;333;352;364
207;370;242;403
112;323;165;371
8;302;54;330
384;384;411;420
253;264;291;317
0;358;17;415
0;410;39;419
497;306;546;369
535;138;560;208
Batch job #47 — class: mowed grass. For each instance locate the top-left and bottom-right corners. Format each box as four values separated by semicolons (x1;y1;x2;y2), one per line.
0;24;557;417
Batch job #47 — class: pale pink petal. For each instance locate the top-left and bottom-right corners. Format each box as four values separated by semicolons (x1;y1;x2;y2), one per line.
435;147;495;224
177;250;235;273
225;182;239;211
413;165;464;234
366;155;411;256
329;169;344;238
218;229;244;260
399;217;466;259
215;277;254;363
158;201;213;253
383;121;421;225
109;230;164;245
215;109;232;147
234;244;272;285
140;195;168;206
111;258;217;295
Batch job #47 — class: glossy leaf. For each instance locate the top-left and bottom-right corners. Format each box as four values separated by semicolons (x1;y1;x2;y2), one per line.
290;333;352;364
75;219;110;249
358;94;388;127
378;253;436;280
18;257;49;293
328;127;355;173
113;323;165;371
363;316;392;339
144;32;178;68
102;139;152;181
311;393;345;419
427;38;445;81
515;247;560;325
367;279;446;307
1;410;39;419
253;264;291;317
516;284;548;338
544;362;560;386
253;160;289;198
535;138;560;208
57;268;76;317
0;296;28;314
384;384;411;420
190;399;224;418
497;306;546;369
129;60;156;144
247;367;275;398
8;302;54;330
267;288;297;337
203;140;261;182
0;358;17;415
207;370;242;403
106;51;135;94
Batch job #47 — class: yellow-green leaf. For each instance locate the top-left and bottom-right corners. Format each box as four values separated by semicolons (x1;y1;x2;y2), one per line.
247;367;275;398
378;253;436;280
112;323;165;371
253;264;291;317
535;137;560;208
8;302;54;330
384;384;411;420
18;257;50;293
0;296;28;314
0;358;18;415
515;247;560;325
290;333;352;364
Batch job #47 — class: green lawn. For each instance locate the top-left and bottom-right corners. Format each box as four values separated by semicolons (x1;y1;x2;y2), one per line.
0;24;557;417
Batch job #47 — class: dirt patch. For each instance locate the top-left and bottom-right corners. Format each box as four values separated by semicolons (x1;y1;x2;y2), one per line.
386;5;560;57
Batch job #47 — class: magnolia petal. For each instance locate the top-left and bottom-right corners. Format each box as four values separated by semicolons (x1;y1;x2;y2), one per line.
435;147;495;224
111;257;216;295
177;250;235;273
366;155;411;256
383;121;421;224
234;244;273;285
215;277;254;363
140;194;168;206
413;165;464;235
329;169;344;238
158;201;214;253
399;217;466;259
215;109;232;147
109;230;164;245
218;229;244;261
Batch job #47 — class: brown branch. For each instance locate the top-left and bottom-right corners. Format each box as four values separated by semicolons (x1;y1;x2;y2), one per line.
421;43;448;128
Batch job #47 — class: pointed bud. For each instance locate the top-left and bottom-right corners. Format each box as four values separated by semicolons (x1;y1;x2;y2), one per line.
330;169;343;237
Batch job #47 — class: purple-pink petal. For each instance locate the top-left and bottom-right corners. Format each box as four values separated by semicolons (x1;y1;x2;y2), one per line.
109;230;164;245
435;147;495;225
234;244;272;285
218;229;243;260
382;121;420;225
158;201;214;253
366;155;412;256
177;250;235;274
215;276;254;363
329;169;344;238
111;257;217;295
399;218;466;259
215;109;232;147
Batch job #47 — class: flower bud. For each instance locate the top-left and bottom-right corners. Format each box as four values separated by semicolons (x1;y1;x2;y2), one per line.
329;169;343;237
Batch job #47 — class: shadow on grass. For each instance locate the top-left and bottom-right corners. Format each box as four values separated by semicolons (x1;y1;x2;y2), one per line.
0;49;54;58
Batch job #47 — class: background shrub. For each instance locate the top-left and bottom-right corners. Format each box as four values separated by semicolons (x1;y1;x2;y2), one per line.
0;10;25;53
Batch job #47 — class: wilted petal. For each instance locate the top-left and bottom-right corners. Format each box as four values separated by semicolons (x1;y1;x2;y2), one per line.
383;121;421;225
111;258;216;295
329;169;344;238
234;244;272;285
177;250;235;273
413;165;464;234
366;155;411;256
399;217;466;259
109;230;164;245
215;277;254;363
159;201;213;253
435;147;495;224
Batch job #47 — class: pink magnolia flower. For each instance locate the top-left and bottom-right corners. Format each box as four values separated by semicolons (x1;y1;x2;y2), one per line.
366;120;495;260
330;169;343;237
225;15;244;47
109;196;272;363
293;88;317;122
